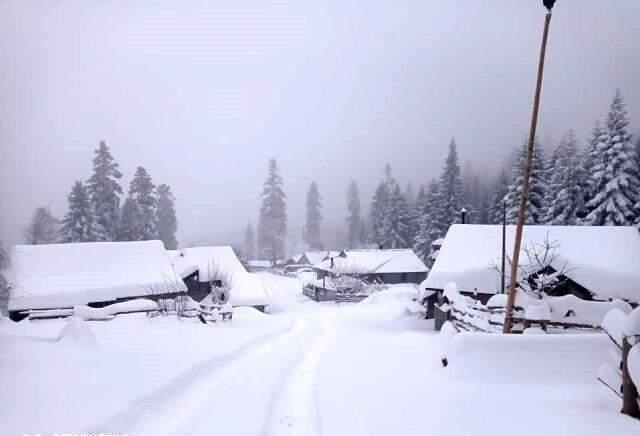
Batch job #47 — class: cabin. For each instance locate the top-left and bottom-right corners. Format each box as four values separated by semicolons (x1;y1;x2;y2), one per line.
421;224;640;317
315;249;428;285
175;246;270;312
244;260;272;272
8;240;187;321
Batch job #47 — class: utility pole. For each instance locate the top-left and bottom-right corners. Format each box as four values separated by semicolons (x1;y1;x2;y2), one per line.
501;201;506;294
504;0;556;333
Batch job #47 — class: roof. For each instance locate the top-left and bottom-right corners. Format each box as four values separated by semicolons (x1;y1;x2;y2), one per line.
422;224;640;302
167;250;199;278
300;251;339;266
9;240;186;311
317;249;428;274
180;246;269;307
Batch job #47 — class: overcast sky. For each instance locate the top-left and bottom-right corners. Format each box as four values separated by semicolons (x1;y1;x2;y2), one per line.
1;0;639;251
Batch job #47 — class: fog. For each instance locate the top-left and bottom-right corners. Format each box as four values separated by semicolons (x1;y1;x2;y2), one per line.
1;0;639;250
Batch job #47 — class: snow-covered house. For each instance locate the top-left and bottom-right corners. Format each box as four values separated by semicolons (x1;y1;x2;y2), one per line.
8;240;186;321
315;249;428;285
177;246;270;311
422;224;640;305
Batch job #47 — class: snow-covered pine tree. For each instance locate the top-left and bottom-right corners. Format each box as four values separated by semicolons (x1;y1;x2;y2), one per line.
380;183;411;248
258;159;287;263
543;131;586;225
369;164;394;246
411;184;427;246
0;240;8;314
61;181;106;243
243;222;256;260
488;169;509;224
24;207;60;244
583;90;640;226
439;139;463;229
87;140;122;241
117;196;140;241
413;180;445;263
346;180;363;248
304;181;324;250
156;184;178;249
405;182;419;243
128;166;157;240
504;137;547;224
577;120;605;221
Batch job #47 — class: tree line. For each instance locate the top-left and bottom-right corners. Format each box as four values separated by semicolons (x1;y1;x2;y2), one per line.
246;89;640;263
23;141;179;249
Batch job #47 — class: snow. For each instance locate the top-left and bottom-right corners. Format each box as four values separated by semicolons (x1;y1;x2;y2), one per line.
167;249;199;278
525;302;551;321
179;246;269;307
624;306;640;337
542;294;632;326
74;299;160;321
629;344;640;395
602;308;628;347
316;248;428;274
8;240;186;311
2;272;637;436
423;224;640;302
57;316;97;347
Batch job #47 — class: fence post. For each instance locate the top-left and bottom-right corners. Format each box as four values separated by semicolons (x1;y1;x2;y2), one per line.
621;337;640;418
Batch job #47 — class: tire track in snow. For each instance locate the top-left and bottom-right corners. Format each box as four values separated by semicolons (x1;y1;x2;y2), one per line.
261;313;335;436
86;317;303;435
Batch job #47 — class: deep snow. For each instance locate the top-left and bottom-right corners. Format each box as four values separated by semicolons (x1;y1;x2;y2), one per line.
1;273;637;435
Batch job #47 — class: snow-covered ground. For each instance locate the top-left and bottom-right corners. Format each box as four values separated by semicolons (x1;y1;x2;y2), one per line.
1;273;637;435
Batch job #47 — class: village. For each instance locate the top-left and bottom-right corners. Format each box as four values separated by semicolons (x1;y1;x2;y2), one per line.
2;0;640;435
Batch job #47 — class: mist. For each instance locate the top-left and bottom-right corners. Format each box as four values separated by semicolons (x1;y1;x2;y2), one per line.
2;0;639;250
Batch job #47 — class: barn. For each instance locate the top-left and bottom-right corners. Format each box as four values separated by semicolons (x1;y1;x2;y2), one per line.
8;240;186;321
421;224;640;312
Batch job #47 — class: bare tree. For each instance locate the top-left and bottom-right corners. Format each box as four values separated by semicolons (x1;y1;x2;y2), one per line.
492;232;572;298
24;207;60;244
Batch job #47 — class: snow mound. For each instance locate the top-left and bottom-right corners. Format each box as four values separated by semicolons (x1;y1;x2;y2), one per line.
74;299;159;321
340;286;425;322
525;302;551;321
601;308;628;347
624;306;640;338
57;316;97;347
629;344;640;393
523;327;546;335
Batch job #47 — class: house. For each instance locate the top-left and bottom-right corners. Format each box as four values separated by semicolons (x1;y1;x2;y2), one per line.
244;260;273;272
422;224;640;308
315;249;428;285
8;240;186;321
167;249;201;299
177;246;270;311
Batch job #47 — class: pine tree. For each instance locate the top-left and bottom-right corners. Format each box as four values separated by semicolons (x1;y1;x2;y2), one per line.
156;184;178;249
127;167;157;240
304;181;323;250
258;159;287;263
405;182;419;243
413;180;445;263
488;169;509;224
87;140;122;240
24;207;60;244
243;222;256;260
369;164;394;246
439;139;463;229
380;183;411;248
544;131;585;225
61;181;106;243
117;196;140;241
346;180;362;248
504;137;547;224
410;184;427;245
583;90;640;226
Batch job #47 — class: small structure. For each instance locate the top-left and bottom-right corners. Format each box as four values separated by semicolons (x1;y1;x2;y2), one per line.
315;249;428;285
422;224;640;308
8;240;186;321
177;246;270;312
244;260;272;272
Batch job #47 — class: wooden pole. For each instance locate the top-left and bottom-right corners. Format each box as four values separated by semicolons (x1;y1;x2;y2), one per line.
503;9;553;333
501;201;506;294
621;337;640;418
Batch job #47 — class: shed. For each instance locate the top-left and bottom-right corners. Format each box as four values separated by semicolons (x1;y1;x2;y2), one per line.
315;249;428;285
8;240;186;321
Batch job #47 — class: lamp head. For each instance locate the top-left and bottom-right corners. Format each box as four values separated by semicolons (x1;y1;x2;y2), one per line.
543;0;556;10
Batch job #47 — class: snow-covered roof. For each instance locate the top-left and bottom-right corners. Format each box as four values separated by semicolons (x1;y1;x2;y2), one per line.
9;240;186;311
317;249;428;274
180;246;269;307
167;250;199;278
246;260;272;268
300;251;339;266
422;224;640;302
